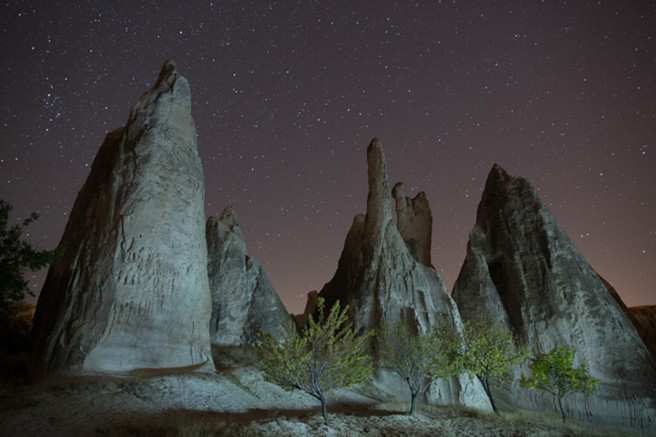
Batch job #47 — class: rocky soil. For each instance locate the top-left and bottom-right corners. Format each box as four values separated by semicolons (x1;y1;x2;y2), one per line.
0;350;640;437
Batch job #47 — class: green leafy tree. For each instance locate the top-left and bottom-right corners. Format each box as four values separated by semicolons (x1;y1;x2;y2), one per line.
520;344;599;422
0;199;59;313
254;298;374;426
456;319;528;413
379;320;462;415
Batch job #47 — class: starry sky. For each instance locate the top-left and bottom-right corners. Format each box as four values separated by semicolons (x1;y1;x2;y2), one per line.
2;1;655;315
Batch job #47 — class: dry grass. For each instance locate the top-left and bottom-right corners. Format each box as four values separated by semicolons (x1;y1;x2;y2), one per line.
1;346;644;437
96;401;632;437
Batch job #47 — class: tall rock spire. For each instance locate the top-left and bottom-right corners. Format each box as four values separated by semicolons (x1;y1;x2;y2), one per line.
317;138;490;409
32;60;213;374
452;164;656;433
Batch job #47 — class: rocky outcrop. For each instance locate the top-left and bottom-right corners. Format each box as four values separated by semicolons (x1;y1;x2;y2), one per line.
32;61;213;374
317;138;490;409
601;277;656;362
206;206;291;346
319;139;456;333
392;182;432;266
452;164;656;433
630;305;656;362
292;290;319;330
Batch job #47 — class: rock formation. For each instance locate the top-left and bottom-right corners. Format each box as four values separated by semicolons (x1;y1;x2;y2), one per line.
32;61;213;374
206;206;291;346
292;290;319;330
630;305;656;362
317;138;490;409
451;164;656;433
392;182;432;266
601;276;656;361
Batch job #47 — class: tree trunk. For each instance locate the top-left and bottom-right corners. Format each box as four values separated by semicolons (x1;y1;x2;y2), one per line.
409;391;417;415
557;396;566;423
320;393;329;426
479;375;498;414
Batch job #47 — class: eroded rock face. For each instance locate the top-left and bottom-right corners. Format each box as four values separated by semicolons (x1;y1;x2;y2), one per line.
207;206;291;346
452;164;656;433
630;305;656;362
317;138;490;409
292;290;319;330
392;182;432;266
319;139;456;332
32;61;213;374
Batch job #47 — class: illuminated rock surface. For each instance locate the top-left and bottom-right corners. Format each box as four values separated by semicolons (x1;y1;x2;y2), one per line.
317;138;490;409
452;164;656;433
206;206;291;346
32;61;213;374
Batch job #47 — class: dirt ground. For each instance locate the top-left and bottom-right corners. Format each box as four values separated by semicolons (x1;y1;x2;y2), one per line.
0;349;642;437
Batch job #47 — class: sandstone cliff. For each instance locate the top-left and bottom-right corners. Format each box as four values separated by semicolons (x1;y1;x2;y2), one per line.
452;164;656;433
32;61;213;374
206;206;291;346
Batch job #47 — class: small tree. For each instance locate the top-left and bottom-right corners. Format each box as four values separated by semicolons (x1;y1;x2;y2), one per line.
254;298;374;426
379;320;462;415
456;319;528;413
520;344;599;423
0;199;59;313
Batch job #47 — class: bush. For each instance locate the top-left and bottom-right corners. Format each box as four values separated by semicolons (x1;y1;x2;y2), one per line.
0;199;59;311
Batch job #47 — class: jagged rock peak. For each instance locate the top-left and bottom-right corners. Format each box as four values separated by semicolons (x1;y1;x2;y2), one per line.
206;206;291;347
317;137;492;410
452;164;656;433
392;182;432;266
365;137;393;234
486;162;512;187
32;60;213;374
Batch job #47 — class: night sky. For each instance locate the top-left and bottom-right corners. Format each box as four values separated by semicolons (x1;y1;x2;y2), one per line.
2;1;654;314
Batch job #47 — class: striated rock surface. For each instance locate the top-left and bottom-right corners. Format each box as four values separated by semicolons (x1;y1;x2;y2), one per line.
392;182;432;266
601;277;656;362
206;206;291;346
630;305;656;362
317;138;490;409
452;164;656;433
32;61;213;374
